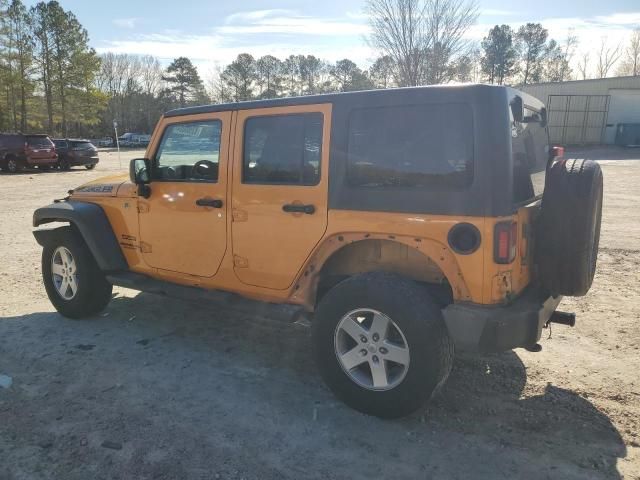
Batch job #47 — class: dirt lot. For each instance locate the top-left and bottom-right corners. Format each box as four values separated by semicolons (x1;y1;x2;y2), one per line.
1;147;639;480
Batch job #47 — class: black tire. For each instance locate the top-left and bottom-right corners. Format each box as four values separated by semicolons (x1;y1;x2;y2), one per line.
85;164;96;170
312;272;454;419
536;159;603;297
42;227;113;319
59;159;71;171
39;165;51;171
5;156;22;173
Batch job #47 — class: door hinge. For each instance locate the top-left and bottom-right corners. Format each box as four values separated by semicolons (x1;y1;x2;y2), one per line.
137;202;149;213
233;255;248;268
232;209;248;222
139;241;152;253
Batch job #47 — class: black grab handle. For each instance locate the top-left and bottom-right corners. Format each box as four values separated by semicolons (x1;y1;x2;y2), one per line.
196;198;223;208
282;204;315;214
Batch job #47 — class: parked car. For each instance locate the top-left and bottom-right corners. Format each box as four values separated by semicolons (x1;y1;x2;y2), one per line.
92;137;114;148
0;133;58;173
33;85;603;418
118;132;150;148
53;139;99;170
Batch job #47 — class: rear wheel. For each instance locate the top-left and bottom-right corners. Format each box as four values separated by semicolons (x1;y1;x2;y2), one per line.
59;159;71;171
42;227;113;318
85;164;96;170
5;156;22;173
313;272;454;418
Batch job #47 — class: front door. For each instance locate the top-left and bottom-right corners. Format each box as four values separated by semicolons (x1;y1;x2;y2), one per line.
231;104;331;290
138;113;230;277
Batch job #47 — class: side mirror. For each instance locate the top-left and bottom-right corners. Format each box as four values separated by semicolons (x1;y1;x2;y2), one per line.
510;96;524;123
129;158;151;198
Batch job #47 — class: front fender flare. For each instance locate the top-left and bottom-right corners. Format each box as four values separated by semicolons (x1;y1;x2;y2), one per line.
33;201;128;272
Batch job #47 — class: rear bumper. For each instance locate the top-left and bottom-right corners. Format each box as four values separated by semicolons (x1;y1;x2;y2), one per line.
27;156;58;166
67;156;99;166
443;287;562;353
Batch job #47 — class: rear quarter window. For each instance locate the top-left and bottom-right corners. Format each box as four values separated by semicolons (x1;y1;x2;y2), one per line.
511;106;549;203
71;141;93;149
347;103;473;188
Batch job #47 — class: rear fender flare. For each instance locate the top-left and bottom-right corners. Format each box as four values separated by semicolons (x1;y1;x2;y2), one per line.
33;201;127;272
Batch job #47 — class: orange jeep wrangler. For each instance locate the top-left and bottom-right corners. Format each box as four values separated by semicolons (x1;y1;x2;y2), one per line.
33;85;603;418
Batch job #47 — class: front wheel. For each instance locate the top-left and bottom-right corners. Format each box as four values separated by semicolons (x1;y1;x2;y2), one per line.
312;272;454;418
58;159;71;171
85;164;96;170
42;227;113;319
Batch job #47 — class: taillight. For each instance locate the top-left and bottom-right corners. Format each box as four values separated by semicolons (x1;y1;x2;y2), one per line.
494;221;517;264
551;145;564;159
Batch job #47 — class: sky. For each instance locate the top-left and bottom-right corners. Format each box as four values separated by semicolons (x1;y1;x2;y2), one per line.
22;0;640;80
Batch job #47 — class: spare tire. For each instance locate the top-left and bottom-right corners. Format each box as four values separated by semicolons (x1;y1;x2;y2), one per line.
536;158;603;297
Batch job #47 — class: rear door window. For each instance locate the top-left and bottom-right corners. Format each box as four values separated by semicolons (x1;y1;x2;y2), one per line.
243;113;323;185
347;103;473;188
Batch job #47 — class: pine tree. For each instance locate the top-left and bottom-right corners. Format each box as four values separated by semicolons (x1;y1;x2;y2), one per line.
163;56;205;107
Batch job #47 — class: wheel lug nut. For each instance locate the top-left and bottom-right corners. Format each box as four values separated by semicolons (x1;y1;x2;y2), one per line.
372;333;380;342
379;347;388;354
360;335;367;343
360;349;367;356
372;355;379;363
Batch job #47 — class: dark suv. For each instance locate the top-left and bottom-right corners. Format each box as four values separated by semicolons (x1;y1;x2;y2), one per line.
53;139;99;170
0;133;58;173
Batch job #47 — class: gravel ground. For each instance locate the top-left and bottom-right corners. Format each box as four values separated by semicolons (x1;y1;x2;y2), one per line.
0;147;639;480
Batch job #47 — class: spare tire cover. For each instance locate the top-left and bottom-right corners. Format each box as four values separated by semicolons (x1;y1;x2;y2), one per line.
536;158;603;297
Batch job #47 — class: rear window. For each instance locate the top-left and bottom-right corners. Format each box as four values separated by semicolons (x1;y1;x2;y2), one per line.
347;103;474;188
511;105;549;203
71;141;93;149
27;136;53;148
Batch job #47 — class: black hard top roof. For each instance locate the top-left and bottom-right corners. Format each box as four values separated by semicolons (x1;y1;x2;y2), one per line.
165;84;537;118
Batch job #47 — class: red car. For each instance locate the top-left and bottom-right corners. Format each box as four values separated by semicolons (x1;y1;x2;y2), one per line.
0;133;58;173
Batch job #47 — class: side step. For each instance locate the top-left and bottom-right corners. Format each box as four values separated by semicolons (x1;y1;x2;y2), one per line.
105;271;308;324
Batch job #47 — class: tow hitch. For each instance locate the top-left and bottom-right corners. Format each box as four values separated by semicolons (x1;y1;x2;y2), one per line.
525;311;576;352
546;311;576;327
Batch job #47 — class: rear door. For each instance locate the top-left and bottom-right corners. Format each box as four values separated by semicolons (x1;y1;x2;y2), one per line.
231;104;331;290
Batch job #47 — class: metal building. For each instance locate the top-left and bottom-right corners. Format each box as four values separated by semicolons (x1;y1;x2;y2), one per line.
520;76;640;145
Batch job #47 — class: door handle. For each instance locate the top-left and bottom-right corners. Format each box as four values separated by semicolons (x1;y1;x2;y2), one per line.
282;204;315;214
196;198;223;208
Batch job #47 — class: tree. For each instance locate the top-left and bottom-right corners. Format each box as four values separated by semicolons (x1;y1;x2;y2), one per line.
577;52;590;80
30;1;55;131
330;59;373;91
255;55;282;98
481;25;517;85
369;55;396;88
3;0;34;131
366;0;478;86
221;53;256;102
542;39;570;83
300;55;323;95
422;0;479;84
617;28;640;76
163;56;205;107
515;23;548;85
596;39;622;78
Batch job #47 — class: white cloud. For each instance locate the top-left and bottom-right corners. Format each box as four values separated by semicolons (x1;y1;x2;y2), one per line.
97;9;640;80
481;9;517;17
112;18;138;29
